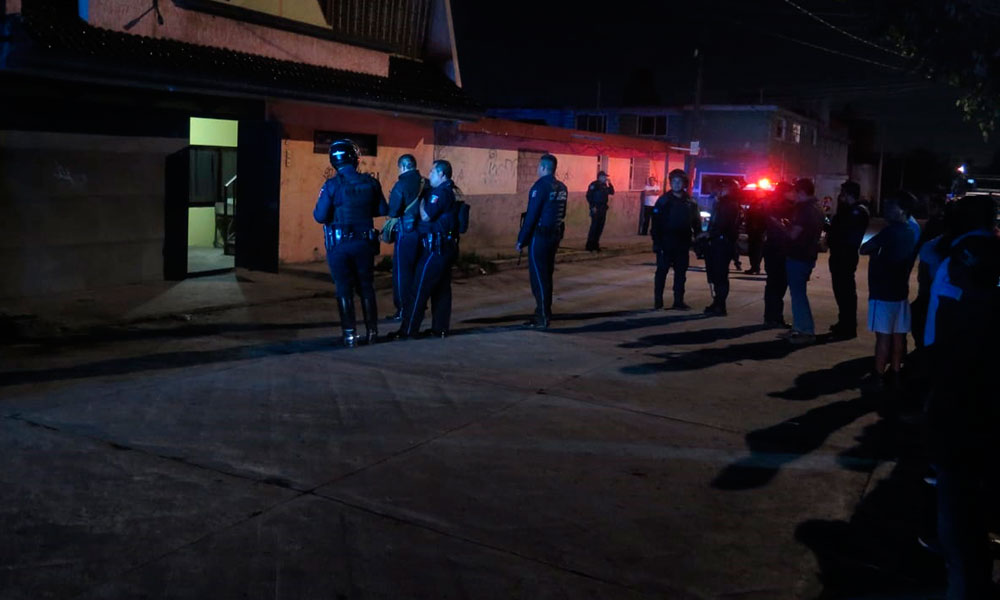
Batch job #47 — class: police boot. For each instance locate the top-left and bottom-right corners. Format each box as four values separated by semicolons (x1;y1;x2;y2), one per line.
361;294;379;345
672;293;691;310
337;296;358;348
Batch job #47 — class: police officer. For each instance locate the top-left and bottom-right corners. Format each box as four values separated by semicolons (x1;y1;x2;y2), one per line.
763;182;795;327
313;139;388;347
585;171;614;251
517;154;568;328
651;168;701;310
744;193;767;275
825;180;869;339
386;154;427;321
701;179;741;315
395;159;460;339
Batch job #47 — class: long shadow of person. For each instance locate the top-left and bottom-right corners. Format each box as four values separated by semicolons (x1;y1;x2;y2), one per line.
548;313;706;336
619;324;769;349
768;357;872;401
461;309;638;326
621;334;832;375
795;418;944;598
711;395;878;491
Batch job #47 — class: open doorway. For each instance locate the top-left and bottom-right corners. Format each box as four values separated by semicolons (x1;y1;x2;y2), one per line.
188;117;237;275
164;117;238;279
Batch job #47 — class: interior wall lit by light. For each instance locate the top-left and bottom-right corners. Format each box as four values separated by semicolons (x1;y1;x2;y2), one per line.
190;117;238;147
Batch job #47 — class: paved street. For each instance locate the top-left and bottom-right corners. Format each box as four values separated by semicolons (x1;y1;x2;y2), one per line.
0;251;944;599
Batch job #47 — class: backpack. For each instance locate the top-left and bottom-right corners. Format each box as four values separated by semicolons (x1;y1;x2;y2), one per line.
453;200;470;235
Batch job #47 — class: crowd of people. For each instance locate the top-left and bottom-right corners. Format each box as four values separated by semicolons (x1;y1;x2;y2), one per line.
313;139;998;597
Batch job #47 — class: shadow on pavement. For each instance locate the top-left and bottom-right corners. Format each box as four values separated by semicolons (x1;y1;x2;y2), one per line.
0;337;339;388
768;357;872;401
619;324;768;349
548;312;706;336
4;321;336;348
461;310;638;326
620;334;831;375
713;359;949;597
795;419;946;598
711;395;878;490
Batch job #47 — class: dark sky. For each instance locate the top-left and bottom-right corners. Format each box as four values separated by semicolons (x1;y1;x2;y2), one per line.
451;0;999;166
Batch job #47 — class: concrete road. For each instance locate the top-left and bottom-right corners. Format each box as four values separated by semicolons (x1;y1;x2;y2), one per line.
0;252;946;599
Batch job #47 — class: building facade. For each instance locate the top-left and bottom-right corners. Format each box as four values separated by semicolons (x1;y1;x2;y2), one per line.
1;1;682;298
490;104;850;203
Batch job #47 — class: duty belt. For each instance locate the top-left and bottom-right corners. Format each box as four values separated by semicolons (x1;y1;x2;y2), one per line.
421;232;457;253
535;223;565;236
324;225;378;249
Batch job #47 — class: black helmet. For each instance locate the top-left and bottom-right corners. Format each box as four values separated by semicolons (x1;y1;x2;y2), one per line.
668;169;689;185
329;139;360;168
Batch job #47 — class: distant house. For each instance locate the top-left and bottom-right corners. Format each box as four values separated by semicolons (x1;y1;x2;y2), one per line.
490;104;850;203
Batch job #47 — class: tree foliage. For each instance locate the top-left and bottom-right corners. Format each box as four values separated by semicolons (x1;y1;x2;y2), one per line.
869;0;1000;139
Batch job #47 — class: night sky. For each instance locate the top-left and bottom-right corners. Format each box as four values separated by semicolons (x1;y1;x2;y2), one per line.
452;0;999;166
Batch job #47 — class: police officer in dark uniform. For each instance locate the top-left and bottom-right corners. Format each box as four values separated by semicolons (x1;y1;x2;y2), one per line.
585;171;614;251
395;159;460;339
651;168;701;310
313;139;388;347
386;154;427;321
701;179;741;315
825;180;870;339
517;154;568;328
744;194;767;274
763;182;795;327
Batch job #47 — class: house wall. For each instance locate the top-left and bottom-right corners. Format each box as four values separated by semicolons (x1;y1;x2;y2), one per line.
0;131;185;298
270;104;683;263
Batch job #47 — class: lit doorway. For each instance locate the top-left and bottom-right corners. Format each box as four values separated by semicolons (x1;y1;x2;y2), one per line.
187;117;237;275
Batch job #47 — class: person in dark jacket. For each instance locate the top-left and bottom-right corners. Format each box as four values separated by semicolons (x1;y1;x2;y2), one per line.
825;180;870;339
585;171;614;251
651;168;700;310
763;182;795;327
386;154;427;321
516;154;568;328
701;179;741;315
771;178;825;344
860;190;921;387
744;194;767;275
922;195;999;600
313;139;388;347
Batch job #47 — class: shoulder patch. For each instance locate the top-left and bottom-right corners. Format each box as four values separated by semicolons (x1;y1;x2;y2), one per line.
531;189;538;198
430;195;439;204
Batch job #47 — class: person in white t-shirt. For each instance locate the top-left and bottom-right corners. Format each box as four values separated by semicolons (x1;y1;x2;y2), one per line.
638;176;661;235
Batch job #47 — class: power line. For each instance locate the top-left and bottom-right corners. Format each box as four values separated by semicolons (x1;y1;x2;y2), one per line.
779;0;909;58
764;29;908;71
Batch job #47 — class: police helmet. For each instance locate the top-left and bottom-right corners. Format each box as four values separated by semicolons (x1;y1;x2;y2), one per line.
329;139;360;168
668;168;689;186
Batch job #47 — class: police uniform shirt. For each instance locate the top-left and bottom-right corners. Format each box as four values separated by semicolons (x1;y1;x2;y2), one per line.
828;202;870;252
650;192;699;241
708;195;740;240
313;164;387;227
417;180;457;235
518;174;568;247
586;180;615;209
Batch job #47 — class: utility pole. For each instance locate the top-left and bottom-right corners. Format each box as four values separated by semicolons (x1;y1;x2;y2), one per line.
876;125;884;215
687;47;703;192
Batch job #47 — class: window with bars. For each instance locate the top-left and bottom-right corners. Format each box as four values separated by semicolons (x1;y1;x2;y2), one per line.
774;118;786;140
792;122;802;144
575;114;607;133
618;114;667;137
